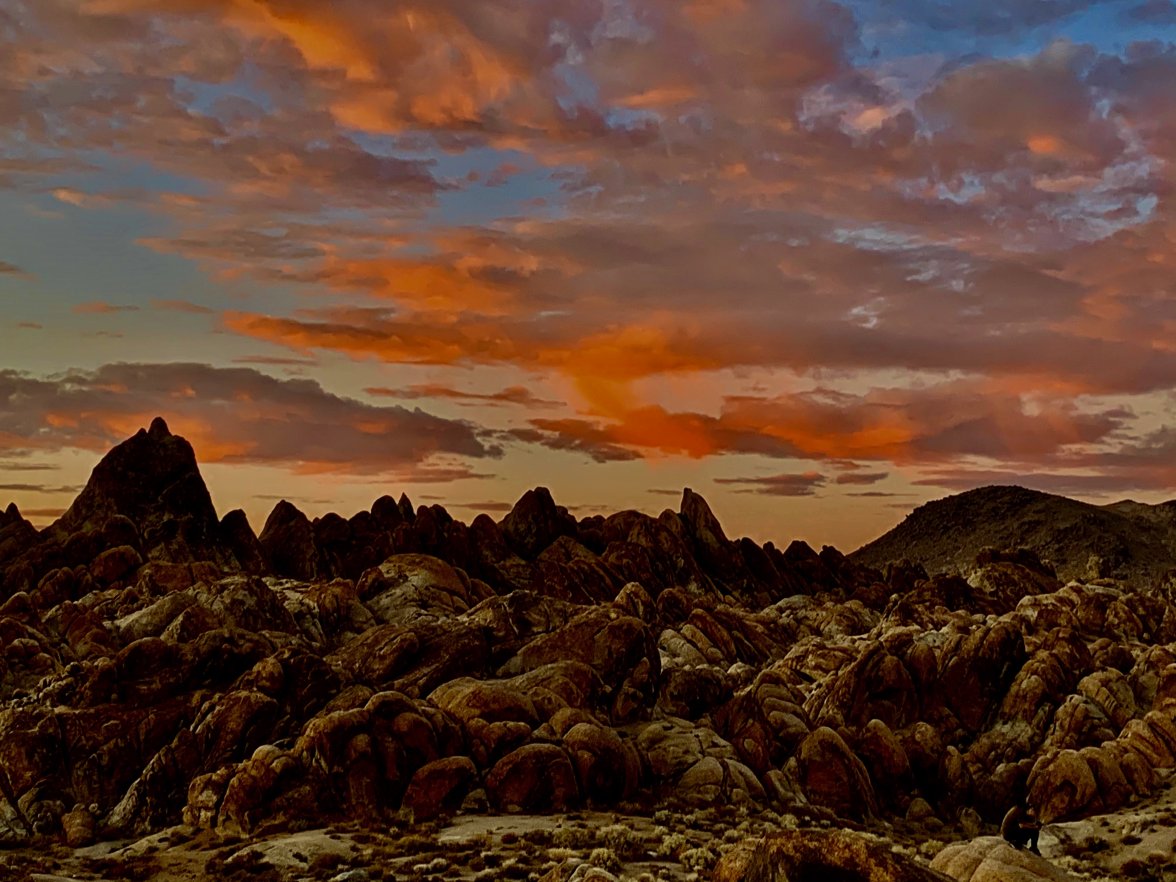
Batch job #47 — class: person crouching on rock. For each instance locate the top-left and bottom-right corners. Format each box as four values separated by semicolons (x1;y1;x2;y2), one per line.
1001;802;1041;855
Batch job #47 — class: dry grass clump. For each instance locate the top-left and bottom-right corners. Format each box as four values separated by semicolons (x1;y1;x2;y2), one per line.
679;845;717;873
494;856;533;879
521;828;553;848
598;823;643;859
1059;834;1110;859
657;831;689;859
1119;857;1165;881
74;854;163;882
588;846;621;872
382;832;439;858
410;856;450;876
551;824;595;849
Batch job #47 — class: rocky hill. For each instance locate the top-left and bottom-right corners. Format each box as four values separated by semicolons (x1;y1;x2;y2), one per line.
0;421;1174;882
851;485;1176;584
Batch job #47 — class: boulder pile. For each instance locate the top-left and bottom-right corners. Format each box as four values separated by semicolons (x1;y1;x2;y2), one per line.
1;420;1174;851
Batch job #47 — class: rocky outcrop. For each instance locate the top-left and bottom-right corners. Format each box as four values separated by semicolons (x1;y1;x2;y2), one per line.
713;829;954;882
931;836;1082;882
3;423;1176;849
500;487;578;560
51;418;236;568
0;419;266;592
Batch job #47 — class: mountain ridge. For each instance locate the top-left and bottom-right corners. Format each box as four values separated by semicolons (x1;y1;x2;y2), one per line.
851;483;1176;584
0;418;868;602
8;421;1176;589
1;419;1175;880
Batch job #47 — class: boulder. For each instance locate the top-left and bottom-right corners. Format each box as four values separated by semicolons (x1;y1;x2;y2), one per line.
402;756;478;820
485;743;579;811
795;726;878;821
259;501;318;581
357;554;470;624
560;722;640;804
1026;749;1097;822
499;605;659;722
939;620;1027;733
60;804;95;847
500;488;577;560
89;545;142;586
931;836;1082;882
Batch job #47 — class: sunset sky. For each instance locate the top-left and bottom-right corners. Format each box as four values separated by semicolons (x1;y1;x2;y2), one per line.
3;0;1176;551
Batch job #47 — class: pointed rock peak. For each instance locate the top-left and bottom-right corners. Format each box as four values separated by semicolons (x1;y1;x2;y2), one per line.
1;501;25;530
262;499;308;532
397;493;415;522
148;416;172;440
513;487;566;522
220;508;268;575
48;420;235;567
56;421;207;529
219;508;253;530
371;494;403;527
501;486;576;559
505;487;559;522
680;487;730;545
784;539;819;560
259;499;318;580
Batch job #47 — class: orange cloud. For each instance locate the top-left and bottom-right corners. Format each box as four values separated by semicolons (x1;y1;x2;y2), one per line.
505;380;1127;468
313;254;522;315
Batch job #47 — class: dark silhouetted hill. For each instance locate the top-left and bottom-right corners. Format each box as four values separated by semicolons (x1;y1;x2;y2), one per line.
851;484;1176;583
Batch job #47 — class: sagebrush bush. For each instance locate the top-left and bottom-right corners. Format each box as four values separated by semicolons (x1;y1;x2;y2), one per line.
588;847;621;872
679;846;717;872
657;832;689;858
598;823;643;859
552;825;595;849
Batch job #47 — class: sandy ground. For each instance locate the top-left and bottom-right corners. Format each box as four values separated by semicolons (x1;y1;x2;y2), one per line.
2;779;1173;882
1042;768;1176;882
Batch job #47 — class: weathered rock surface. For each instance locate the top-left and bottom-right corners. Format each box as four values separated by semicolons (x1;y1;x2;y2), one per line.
713;828;954;881
931;836;1083;882
2;421;1176;851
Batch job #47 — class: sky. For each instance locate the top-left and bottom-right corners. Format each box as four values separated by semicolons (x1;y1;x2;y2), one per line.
2;0;1176;552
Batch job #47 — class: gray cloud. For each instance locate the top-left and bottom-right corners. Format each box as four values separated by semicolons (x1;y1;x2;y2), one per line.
0;363;502;474
835;471;889;485
0;483;79;493
1124;0;1176;22
715;472;828;497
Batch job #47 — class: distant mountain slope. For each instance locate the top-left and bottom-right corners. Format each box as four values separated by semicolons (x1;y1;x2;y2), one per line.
850;485;1176;584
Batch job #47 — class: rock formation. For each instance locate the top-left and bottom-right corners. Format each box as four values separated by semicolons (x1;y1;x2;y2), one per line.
0;420;1174;879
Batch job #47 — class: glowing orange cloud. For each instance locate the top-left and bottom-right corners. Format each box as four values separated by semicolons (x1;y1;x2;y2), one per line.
315;255;521;315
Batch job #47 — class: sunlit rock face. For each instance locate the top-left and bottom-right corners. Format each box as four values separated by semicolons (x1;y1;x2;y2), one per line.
1;421;1175;864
